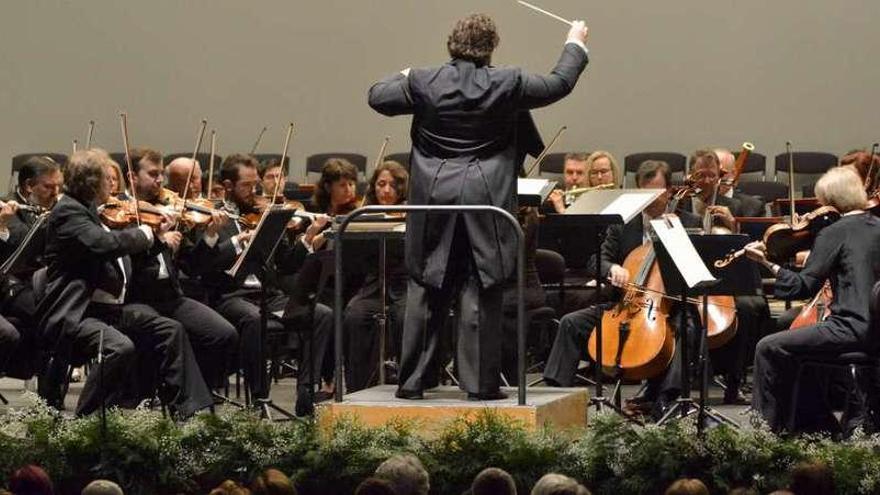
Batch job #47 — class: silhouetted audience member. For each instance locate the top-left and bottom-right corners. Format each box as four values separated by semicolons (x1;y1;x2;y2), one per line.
373;454;429;495
788;460;834;495
726;488;757;495
472;468;517;495
664;478;709;495
355;477;398;495
81;479;124;495
250;469;296;495
209;480;252;495
8;465;53;495
530;474;581;495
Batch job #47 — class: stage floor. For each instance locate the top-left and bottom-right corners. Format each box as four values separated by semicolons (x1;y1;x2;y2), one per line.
0;374;756;429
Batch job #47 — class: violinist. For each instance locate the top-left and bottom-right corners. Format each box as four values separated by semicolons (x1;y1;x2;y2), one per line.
301;157;358;252
543;160;701;418
745;167;880;433
37;149;212;417
124;148;238;392
166;156;203;199
344;160;409;392
0;156;62;377
105;159;128;200
547;151;619;213
187;154;332;414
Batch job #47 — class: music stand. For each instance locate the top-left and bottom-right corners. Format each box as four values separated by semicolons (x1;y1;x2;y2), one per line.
562;189;663;418
226;206;296;420
517;178;556;207
651;217;743;433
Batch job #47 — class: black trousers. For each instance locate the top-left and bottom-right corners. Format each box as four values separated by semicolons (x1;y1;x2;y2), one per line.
399;243;503;395
752;322;862;431
44;303;212;417
543;302;700;401
215;293;334;398
142;296;238;389
344;279;406;392
0;314;20;374
709;295;771;391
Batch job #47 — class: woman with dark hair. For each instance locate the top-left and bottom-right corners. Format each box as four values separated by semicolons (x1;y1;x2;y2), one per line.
344;161;409;392
303;158;359;252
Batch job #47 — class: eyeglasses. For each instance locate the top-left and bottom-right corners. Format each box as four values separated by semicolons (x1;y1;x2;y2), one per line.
589;168;612;177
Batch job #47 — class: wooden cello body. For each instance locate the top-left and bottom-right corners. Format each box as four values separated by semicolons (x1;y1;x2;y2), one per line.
587;243;675;380
790;281;833;330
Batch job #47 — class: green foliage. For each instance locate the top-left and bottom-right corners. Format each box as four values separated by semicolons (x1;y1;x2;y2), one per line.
2;396;880;495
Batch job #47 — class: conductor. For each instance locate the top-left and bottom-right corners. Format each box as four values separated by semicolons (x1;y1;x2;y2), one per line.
368;13;590;400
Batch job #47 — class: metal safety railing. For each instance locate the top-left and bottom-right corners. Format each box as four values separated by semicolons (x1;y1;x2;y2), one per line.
333;205;527;405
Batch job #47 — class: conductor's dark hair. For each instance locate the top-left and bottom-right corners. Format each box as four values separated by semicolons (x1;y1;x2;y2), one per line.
18;155;61;189
220;153;260;185
447;13;499;66
636;160;671;188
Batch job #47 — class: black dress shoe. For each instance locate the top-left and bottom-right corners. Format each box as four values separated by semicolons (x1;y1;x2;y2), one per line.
467;391;508;401
395;388;424;400
723;388;750;406
295;388;315;417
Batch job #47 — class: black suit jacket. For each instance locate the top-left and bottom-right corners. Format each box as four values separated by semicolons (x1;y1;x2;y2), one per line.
37;195;151;345
368;44;589;289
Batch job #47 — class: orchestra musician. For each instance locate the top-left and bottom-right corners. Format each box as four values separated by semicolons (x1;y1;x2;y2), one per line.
124;148;239;392
165;156;203;199
745;166;880;432
547;151;620;213
543;160;701;418
707;148;772;404
369;13;589;400
257;159;285;199
37;149;212;417
343;160;409;392
0;156;62;379
105;159;128;199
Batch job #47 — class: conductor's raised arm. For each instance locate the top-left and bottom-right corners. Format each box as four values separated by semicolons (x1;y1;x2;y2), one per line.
368;69;414;116
519;20;590;109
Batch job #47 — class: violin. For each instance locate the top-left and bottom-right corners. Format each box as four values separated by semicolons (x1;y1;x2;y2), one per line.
99;197;167;230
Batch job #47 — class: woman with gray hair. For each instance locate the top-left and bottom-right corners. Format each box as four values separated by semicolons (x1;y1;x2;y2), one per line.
745;166;880;432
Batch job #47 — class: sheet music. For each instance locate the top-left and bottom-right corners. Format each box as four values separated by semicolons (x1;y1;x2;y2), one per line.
650;215;716;289
517;178;556;201
565;189;662;224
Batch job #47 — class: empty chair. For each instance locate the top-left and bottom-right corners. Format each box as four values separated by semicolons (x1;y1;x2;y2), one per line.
385;152;410;170
252;153;291;167
774;151;837;179
306;153;367;178
624;152;687;187
736;181;789;205
732;150;767;180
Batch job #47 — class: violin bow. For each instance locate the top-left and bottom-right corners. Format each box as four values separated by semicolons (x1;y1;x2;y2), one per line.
264;123;295;221
524;125;567;177
786;141;796;224
86;120;95;150
207;129;217;200
175;119;208;230
119;112;141;226
250;126;268;155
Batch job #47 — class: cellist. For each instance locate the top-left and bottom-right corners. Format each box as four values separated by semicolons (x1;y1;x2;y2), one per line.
745;166;880;433
543;160;701;419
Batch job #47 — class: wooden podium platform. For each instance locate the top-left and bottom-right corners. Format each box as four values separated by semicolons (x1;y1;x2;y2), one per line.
318;385;589;434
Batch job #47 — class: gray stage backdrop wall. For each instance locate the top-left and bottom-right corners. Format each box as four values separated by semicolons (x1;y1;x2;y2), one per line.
2;1;878;192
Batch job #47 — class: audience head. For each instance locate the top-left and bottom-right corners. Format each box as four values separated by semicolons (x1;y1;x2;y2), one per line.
81;479;124;495
313;158;358;214
788;460;834;495
584;151;619;188
8;464;54;495
663;478;709;495
373;454;430;495
636;160;672;218
220;154;261;210
447;13;499;66
562;153;590;190
530;473;580;495
166;157;202;199
209;480;252;495
65;149;115;204
366;160;409;206
471;467;517;495
18;155;63;208
726;488;757;495
814;166;867;213
354;477;398;495
250;468;296;495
